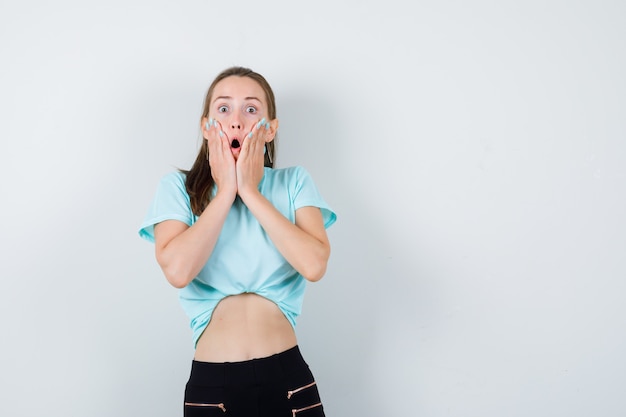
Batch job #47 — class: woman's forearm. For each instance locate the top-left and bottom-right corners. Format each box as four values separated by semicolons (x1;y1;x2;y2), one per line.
155;191;235;288
240;190;330;282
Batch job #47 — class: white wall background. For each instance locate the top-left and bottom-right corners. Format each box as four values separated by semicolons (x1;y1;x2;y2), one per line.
1;1;625;416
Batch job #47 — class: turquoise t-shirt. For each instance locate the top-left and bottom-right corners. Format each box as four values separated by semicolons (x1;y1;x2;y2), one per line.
139;166;336;346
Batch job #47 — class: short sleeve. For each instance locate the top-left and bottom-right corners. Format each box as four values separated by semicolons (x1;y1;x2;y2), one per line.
291;166;337;229
138;172;194;243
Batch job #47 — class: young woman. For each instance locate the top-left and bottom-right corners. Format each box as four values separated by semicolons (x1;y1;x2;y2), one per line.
139;66;336;416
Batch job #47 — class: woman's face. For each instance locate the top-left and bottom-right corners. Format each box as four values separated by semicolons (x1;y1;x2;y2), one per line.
208;75;270;159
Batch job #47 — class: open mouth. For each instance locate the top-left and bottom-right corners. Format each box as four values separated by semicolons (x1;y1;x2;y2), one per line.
231;138;241;148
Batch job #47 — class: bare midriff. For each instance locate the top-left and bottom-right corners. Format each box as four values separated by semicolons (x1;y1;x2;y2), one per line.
194;293;298;362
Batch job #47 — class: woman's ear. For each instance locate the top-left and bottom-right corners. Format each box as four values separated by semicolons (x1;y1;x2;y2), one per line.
265;118;279;142
201;117;209;139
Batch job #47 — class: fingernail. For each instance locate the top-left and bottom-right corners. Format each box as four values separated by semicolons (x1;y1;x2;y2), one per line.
265;122;270;129
248;132;253;138
219;131;223;137
205;122;210;130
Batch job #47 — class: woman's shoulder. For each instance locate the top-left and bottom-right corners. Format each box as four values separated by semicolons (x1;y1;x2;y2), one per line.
153;170;190;198
155;170;187;189
161;170;187;182
265;165;309;181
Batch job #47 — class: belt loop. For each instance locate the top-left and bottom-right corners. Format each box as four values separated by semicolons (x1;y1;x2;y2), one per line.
252;357;259;384
279;348;288;377
221;362;227;386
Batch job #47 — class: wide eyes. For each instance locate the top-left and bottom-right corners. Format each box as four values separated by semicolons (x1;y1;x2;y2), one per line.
216;104;258;114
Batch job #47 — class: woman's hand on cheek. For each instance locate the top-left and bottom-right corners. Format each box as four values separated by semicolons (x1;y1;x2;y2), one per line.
205;118;237;198
236;118;270;199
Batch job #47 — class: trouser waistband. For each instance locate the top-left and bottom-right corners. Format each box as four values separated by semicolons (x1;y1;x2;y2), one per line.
188;345;307;387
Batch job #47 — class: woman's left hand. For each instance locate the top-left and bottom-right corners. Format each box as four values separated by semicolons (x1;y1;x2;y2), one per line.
236;118;272;199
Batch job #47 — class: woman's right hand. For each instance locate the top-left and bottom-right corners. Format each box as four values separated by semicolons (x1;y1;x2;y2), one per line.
203;118;237;199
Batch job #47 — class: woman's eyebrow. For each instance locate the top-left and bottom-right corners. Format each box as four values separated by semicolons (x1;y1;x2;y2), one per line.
212;95;232;103
212;95;261;103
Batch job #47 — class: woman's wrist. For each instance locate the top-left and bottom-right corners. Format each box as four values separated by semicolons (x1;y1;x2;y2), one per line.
212;186;237;206
238;186;262;205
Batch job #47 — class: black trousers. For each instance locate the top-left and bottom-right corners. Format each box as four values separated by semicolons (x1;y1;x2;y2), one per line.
184;346;326;417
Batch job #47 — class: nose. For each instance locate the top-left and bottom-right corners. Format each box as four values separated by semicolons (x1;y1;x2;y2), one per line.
230;118;242;130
